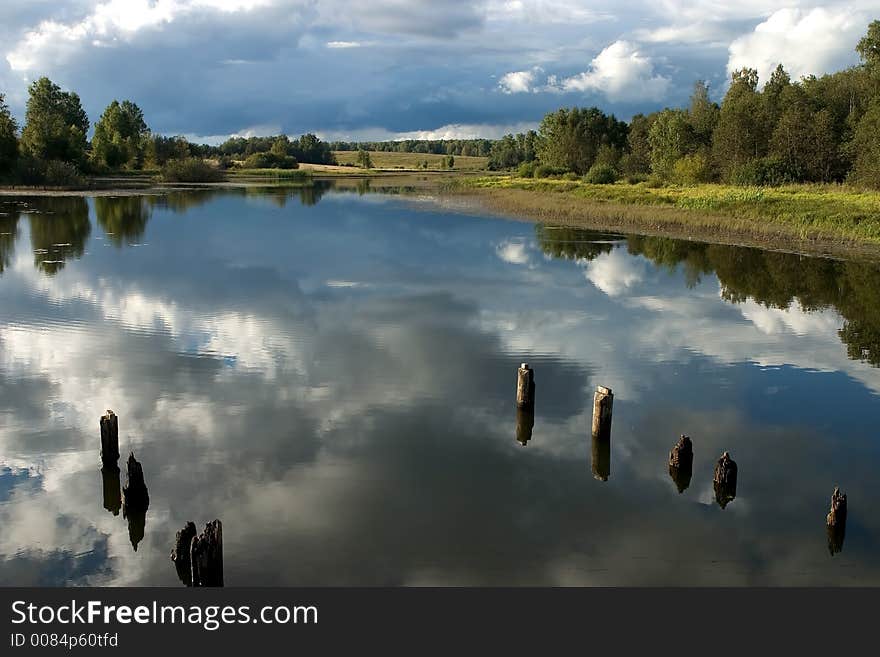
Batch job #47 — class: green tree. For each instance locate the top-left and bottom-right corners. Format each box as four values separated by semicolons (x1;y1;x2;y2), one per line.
0;93;18;176
688;81;719;147
356;149;373;168
91;100;148;169
536;107;628;175
763;64;792;126
649;109;696;179
848;101;880;187
620;113;655;174
712;68;769;180
856;20;880;70
20;77;89;165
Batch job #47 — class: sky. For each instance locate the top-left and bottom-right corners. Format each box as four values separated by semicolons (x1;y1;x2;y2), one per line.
1;1;879;142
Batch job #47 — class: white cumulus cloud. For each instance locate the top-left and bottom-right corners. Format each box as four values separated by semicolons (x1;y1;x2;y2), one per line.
498;67;541;94
727;7;866;85
556;40;671;102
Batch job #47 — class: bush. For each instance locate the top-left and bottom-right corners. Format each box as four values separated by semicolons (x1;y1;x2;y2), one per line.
563;171;580;181
517;161;537;178
242;151;298;170
644;175;664;188
625;173;649;184
11;156;85;187
534;164;568;178
672;153;712;185
729;157;794;186
161;158;226;183
583;163;618;184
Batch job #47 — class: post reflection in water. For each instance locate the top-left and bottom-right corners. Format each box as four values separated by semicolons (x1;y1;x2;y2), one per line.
100;465;122;516
2;187;880;585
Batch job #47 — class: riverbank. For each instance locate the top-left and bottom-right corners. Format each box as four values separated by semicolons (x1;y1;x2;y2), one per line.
444;176;880;258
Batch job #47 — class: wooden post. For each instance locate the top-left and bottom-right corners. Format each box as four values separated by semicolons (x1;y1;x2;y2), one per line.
826;486;847;556
515;407;534;446
191;519;224;587
101;464;121;516
171;522;197;586
591;432;610;481
668;435;694;493
591;386;613;441
100;410;120;464
713;451;737;509
516;363;535;409
122;452;150;551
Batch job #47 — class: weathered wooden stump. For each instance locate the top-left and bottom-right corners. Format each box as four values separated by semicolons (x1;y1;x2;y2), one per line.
191;520;224;587
591;432;610;481
516;363;535;410
591;386;613;442
122;452;150;551
101;464;121;516
713;451;737;509
668;435;694;493
171;522;197;586
99;410;120;464
826;486;847;556
515;407;534;446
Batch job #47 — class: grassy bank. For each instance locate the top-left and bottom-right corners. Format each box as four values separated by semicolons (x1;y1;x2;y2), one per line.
448;175;880;253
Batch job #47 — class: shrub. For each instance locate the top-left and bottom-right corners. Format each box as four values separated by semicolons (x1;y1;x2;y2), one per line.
534;164;568;178
563;171;580;181
11;156;85;187
517;161;537;178
625;173;649;184
644;175;664;188
161;158;226;183
672;153;712;185
242;151;298;170
583;163;618;184
729;157;794;186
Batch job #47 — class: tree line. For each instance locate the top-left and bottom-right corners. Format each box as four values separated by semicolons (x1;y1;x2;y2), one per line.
0;78;337;185
489;20;880;187
329;139;493;157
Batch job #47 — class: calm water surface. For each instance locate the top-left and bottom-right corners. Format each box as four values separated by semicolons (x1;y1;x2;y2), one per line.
1;184;879;585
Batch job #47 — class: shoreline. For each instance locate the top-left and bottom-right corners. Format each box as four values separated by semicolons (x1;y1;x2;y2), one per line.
441;178;880;261
4;172;880;260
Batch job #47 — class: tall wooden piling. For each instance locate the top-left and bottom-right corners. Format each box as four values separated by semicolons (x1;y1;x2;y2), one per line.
515;407;534;446
516;363;535;410
591;432;610;481
99;410;120;464
668;435;694;493
826;486;847;556
191;520;224;587
713;451;737;509
591;386;613;441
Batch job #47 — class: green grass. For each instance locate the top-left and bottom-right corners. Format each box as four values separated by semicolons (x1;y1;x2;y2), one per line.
451;175;880;248
332;150;488;171
228;168;312;180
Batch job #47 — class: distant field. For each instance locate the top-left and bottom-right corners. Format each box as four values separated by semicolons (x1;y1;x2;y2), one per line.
332;150;488;171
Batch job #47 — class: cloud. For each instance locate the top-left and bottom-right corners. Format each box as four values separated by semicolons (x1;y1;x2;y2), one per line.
326;41;361;49
498;68;541;94
556;40;671;102
727;7;866;85
582;247;647;296
495;239;530;265
317;121;539;141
